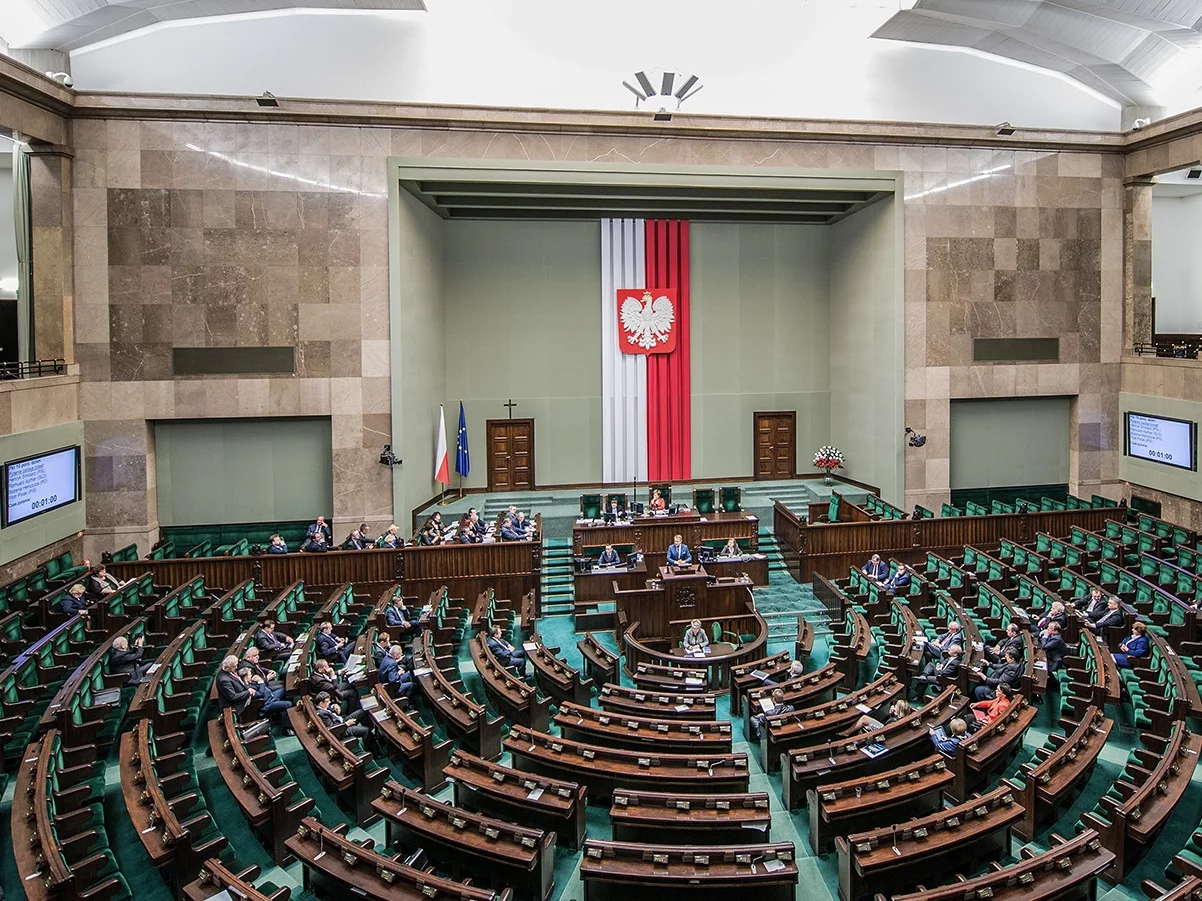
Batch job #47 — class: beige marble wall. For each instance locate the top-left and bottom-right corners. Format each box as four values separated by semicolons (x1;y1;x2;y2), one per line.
62;113;1124;548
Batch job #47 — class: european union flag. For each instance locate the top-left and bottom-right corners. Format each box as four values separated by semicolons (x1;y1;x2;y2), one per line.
455;401;470;477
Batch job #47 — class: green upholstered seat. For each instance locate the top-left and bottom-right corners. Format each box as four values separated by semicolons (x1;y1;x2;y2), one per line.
693;489;715;514
580;494;602;519
720;486;741;512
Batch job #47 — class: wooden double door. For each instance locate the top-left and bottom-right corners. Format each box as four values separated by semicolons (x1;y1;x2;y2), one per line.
754;411;796;480
487;418;535;492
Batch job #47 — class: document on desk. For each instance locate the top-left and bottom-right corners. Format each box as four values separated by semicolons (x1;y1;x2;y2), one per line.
762;859;786;873
759;698;775;713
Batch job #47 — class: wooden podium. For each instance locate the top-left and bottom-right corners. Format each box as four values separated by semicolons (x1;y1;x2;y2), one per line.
613;563;754;640
660;565;709;614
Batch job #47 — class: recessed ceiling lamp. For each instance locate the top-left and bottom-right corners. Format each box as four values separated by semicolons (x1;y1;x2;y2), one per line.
622;69;703;122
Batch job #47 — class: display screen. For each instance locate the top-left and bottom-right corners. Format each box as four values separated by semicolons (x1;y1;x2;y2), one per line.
1124;412;1198;471
2;445;81;527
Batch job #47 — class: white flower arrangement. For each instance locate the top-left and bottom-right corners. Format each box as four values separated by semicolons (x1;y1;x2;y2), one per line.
813;445;845;471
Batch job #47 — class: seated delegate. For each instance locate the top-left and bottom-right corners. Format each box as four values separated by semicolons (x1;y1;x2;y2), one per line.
648;488;666;511
929;717;968;756
1114;621;1150;669
682;619;709;653
861;553;888;582
666;534;692;567
882;563;911;593
750;689;793;740
841;698;911;737
970;647;1022;701
597;544;621;566
718;538;742;558
267;534;289;554
487;625;528;674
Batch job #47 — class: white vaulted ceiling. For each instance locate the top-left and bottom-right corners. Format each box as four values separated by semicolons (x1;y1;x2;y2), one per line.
873;0;1202;106
8;0;424;51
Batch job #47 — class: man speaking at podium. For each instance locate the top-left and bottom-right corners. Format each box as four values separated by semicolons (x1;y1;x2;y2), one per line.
666;534;692;567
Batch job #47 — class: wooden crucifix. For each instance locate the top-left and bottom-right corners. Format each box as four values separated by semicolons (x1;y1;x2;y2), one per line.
503;399;517;420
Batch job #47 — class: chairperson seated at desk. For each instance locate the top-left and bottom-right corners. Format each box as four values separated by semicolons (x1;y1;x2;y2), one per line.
597;544;621;566
666;534;693;567
718;538;742;558
683;619;709;653
648;488;666;511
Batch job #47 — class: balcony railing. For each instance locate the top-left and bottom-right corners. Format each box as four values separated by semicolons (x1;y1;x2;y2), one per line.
0;359;67;380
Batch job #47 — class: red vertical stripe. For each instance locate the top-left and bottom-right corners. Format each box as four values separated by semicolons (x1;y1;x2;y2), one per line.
644;219;691;481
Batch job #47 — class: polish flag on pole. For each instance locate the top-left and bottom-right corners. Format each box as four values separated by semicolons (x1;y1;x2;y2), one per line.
434;405;450;485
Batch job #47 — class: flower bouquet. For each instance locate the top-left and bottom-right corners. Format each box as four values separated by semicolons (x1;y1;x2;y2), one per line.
813;445;845;485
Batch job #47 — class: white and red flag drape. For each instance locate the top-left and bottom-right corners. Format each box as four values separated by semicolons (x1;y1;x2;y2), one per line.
600;218;692;484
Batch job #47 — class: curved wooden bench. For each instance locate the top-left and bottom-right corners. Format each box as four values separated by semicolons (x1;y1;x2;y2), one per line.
415;631;503;759
526;632;593;706
577;632;619;687
362;682;451;792
286;816;513;901
469;632;551;731
445;749;587;849
740;662;845;741
554;701;733;754
183;859;291;901
287;695;388;824
504;724;749;797
729;650;792;715
609;788;771;844
374;781;555;901
597;682;717;720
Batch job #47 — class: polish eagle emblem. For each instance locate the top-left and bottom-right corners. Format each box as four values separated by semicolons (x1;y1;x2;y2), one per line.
617;289;677;354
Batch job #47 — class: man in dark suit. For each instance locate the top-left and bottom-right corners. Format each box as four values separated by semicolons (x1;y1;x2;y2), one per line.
911;644;962;701
597;544;621;566
301;532;329;552
862;554;888;583
255;620;295;668
309;658;359;712
921;621;962;663
750;689;794;740
985;622;1024;664
972;648;1023;701
315;621;350;664
500;516;525;541
1080;587;1107;621
384;596;418;638
1032;602;1068;635
371;633;392;667
307;516;333;544
244;667;292;723
666;534;693;567
241;646;285;696
313;691;373;748
377;645;415;698
341;530;369;550
267;534;289;554
458;524;480;544
216;656;254;714
882;563;912;593
487;625;527;674
109;634;151;684
1086;597;1125;633
1039;621;1067;672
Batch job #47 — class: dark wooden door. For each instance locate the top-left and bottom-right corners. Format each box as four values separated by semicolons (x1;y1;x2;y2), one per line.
754;412;796;480
487;419;535;492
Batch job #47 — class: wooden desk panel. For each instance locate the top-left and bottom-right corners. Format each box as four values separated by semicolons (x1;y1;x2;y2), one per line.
575;562;648;604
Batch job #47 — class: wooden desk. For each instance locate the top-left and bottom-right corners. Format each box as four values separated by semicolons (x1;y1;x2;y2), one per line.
613;568;757;640
573;511;759;559
575;562;648;605
610;789;772;844
579;840;797;901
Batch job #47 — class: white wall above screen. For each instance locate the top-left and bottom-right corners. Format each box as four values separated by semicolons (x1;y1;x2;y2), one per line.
52;0;1123;130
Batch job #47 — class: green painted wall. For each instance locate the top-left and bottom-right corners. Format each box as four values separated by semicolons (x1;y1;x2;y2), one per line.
442;219;834;487
443;220;603;488
690;222;831;477
1119;392;1202;501
0;421;85;566
950;397;1071;489
154;418;332;526
829;196;904;502
392;190;448;514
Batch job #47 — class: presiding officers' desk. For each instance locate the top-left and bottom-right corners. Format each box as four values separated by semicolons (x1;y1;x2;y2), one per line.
573;511;763;575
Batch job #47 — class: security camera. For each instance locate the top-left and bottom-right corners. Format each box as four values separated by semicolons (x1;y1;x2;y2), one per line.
905;427;927;448
379;444;401;466
45;71;73;87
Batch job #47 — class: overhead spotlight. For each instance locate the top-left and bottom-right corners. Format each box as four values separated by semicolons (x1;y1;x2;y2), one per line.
379;444;401;466
622;68;703;116
996;122;1015;136
45;71;73;88
905;427;927;448
1188;169;1202;180
256;91;280;108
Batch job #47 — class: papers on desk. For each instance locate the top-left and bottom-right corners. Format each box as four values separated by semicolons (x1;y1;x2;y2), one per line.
860;742;888;759
345;653;364;672
413;667;433;677
523;642;537;652
146;664;160;675
674;705;690;712
749;670;768;681
759;698;775;713
1034;660;1048;670
856;703;873;713
368;707;391;724
684;678;704;686
762;859;786;873
203;891;237;901
527;787;544;801
92;687;122;706
972;642;984;651
359;694;379;711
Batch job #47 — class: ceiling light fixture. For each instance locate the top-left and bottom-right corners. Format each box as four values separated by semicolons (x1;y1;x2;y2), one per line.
256;91;280;108
623;68;703;120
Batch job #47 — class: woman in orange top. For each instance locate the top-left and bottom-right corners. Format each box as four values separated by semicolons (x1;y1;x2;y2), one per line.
969;682;1013;729
648;488;666;511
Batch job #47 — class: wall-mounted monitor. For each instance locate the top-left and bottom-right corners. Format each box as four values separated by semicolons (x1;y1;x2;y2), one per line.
2;445;82;527
1124;412;1198;472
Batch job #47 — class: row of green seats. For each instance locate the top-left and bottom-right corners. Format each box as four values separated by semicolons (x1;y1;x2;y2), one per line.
1139;553;1202;604
150;539;176;560
1120;637;1195;731
1096;561;1181;632
1034;533;1085;571
265;581;310;627
941;503;963;517
150;575;217;630
863;494;906;520
0;620;89;766
213;537;252;556
1132;512;1193;549
924;553;966;593
140;620;219;737
1013;574;1060;616
962;546;1006;583
965;501;988;516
